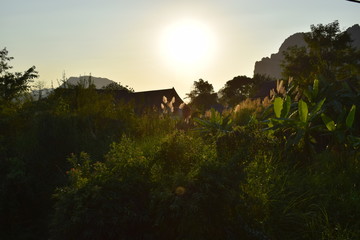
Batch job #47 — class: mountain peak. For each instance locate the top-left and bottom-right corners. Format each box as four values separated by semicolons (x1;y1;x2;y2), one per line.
254;24;360;79
62;76;116;89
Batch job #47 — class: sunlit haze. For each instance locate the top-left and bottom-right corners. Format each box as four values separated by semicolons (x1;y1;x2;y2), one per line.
160;19;216;68
1;0;358;98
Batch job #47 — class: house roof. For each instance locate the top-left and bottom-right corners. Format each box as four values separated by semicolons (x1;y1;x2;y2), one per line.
98;87;184;113
134;88;184;109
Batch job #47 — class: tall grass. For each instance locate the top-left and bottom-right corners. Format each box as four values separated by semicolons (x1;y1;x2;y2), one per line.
232;97;271;125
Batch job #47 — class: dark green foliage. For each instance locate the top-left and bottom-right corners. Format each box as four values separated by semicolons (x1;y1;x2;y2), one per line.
52;139;152;240
266;94;326;156
0;48;38;102
186;78;218;112
102;81;134;92
282;21;360;87
2;22;360;239
218;74;274;107
51;130;277;240
0;53;178;239
250;74;276;98
265;77;360;157
216;124;276;163
0;49;45;239
218;75;253;107
194;108;233;140
149;132;223;239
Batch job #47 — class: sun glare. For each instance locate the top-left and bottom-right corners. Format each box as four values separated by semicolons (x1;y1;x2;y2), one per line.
160;19;216;68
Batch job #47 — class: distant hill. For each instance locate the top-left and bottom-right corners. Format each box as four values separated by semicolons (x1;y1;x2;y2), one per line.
31;88;53;100
61;76;116;89
254;24;360;79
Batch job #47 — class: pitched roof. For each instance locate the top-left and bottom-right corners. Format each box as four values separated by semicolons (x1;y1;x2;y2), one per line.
99;87;184;113
134;88;184;109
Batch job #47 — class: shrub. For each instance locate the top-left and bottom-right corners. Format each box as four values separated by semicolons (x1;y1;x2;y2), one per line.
232;98;271;126
52;137;152;240
149;131;262;239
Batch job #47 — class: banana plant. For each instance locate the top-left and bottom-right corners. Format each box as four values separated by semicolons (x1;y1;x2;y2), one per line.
264;79;327;154
321;104;359;149
194;108;232;138
302;78;319;104
267;96;326;151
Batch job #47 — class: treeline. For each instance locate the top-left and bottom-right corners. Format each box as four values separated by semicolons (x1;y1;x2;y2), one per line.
1;21;360;240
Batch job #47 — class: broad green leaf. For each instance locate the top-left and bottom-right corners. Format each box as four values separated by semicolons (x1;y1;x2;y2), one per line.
309;98;326;121
321;113;336;131
298;100;308;123
281;95;291;118
313;98;326;114
313;79;319;98
274;97;283;118
303;89;311;102
346;105;356;128
347;135;360;148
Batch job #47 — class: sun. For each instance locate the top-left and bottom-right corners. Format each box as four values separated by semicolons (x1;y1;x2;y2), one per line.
160;19;216;67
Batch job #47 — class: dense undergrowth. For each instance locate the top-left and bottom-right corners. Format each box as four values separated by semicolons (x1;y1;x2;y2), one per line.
0;78;359;240
1;20;360;239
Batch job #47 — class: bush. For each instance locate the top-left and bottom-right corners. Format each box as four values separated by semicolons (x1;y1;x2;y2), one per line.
149;131;221;239
52;137;152;240
239;149;360;239
232;98;271;126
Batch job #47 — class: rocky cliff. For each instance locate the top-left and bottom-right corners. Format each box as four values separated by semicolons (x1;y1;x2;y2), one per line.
253;24;360;79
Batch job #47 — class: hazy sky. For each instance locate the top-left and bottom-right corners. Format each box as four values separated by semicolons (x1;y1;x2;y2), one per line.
1;0;359;98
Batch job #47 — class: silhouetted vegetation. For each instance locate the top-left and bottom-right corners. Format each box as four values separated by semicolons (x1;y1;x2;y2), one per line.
1;21;360;240
186;78;218;112
219;75;253;107
282;21;360;88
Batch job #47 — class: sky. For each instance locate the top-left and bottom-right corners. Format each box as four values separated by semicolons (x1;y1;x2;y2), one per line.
1;0;359;99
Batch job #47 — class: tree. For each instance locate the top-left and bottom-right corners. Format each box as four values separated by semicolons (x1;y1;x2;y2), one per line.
0;48;38;102
102;82;134;92
282;21;360;88
249;74;276;98
186;79;218;112
218;75;253;107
